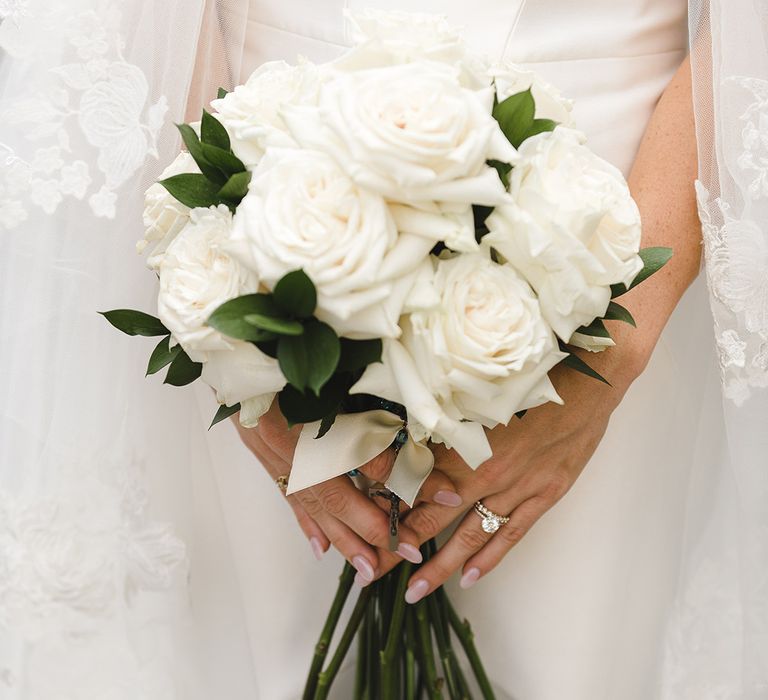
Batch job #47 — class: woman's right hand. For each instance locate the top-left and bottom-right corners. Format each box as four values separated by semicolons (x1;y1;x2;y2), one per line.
234;399;465;585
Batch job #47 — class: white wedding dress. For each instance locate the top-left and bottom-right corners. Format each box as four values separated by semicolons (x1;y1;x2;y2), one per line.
194;2;725;699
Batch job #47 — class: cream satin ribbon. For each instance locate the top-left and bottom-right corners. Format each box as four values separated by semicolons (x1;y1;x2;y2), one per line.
287;409;434;507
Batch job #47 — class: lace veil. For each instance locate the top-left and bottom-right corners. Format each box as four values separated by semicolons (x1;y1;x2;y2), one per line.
0;0;765;697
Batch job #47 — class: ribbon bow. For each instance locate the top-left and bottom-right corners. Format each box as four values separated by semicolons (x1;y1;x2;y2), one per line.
287;410;434;507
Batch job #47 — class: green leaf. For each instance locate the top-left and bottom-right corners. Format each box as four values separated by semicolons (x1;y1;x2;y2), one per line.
337;338;383;374
524;118;558;141
160;173;221;209
315;411;339;439
209;402;240;429
487;159;512;189
277;321;340;395
200;143;245;177
201;109;231;151
146;335;181;375
244;313;304;336
218;171;251;203
575;318;612;339
272;269;317;318
561;353;611;386
278;374;351;427
100;309;168;337
207;294;282;341
493;88;536;148
603;301;636;327
611;247;674;297
164;349;203;386
217;87;229;100
175;123;227;185
254;339;278;359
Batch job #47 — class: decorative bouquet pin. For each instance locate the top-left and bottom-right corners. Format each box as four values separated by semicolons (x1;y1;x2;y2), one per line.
104;10;670;698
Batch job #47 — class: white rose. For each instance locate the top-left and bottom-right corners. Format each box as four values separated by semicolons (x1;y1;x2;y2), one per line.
138;152;198;270
201;343;284;408
158;205;259;360
211;60;321;168
228;148;434;339
352;253;565;467
282;62;516;214
337;9;490;89
491;62;574;126
238;393;277;428
486;127;643;343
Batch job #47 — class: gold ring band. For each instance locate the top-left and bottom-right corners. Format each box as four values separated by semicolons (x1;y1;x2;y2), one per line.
276;475;289;494
473;500;510;534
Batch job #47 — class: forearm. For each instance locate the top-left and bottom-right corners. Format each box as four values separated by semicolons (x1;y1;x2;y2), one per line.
589;55;702;390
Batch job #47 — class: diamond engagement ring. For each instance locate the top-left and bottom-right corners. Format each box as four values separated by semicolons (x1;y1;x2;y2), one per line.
473;501;510;534
276;475;289;494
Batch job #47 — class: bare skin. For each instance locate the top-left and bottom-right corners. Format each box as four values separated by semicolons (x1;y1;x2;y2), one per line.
237;55;702;597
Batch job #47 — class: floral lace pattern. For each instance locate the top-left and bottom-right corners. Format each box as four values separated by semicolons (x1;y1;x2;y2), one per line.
0;455;186;640
0;1;167;229
697;76;768;405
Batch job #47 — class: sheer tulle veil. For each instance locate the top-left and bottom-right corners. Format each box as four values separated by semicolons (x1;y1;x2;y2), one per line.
0;1;765;697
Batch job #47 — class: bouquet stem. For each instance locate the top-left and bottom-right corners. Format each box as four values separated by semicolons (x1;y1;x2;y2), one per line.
303;540;496;699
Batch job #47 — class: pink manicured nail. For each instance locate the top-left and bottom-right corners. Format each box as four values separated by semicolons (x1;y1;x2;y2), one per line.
310;537;325;562
459;567;481;590
397;543;423;564
352;555;374;582
434;490;463;507
405;579;429;604
354;572;371;588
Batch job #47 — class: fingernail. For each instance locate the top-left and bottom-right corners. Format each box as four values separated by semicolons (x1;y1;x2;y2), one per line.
310;537;324;562
354;572;370;588
405;579;429;605
434;490;463;507
352;555;374;583
459;567;481;590
397;543;423;564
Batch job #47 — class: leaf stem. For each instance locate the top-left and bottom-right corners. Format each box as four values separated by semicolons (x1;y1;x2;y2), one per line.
380;562;413;700
302;563;355;700
314;584;373;700
443;590;496;700
416;598;443;699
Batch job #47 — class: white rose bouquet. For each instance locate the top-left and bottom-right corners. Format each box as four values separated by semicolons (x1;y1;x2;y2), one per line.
103;9;671;699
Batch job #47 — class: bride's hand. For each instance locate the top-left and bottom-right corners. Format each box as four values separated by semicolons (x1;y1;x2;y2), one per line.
378;357;634;602
234;399;464;583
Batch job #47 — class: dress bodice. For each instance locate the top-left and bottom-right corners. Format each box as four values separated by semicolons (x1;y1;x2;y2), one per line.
227;0;688;175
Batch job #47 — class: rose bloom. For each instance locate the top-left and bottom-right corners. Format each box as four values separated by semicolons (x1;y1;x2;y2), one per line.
138;152;198;270
352;252;565;467
491;61;575;126
211;59;321;168
282;61;516;252
157;204;285;418
228;148;437;339
336;9;489;89
486;127;643;344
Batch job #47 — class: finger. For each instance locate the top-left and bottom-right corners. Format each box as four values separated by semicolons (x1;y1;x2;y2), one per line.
296;488;380;585
359;449;462;508
310;475;426;565
460;495;549;586
415;469;463;507
287;495;330;560
239;429;330;559
402;503;500;604
372;501;465;579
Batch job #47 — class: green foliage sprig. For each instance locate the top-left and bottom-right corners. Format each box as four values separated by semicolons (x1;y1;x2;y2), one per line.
208;269;383;431
161;109;251;212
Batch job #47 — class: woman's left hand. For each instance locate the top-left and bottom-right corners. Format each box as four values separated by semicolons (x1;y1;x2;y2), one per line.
383;355;636;603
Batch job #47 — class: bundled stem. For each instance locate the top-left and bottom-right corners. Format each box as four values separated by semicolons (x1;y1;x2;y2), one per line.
314;585;373;700
305;539;496;699
303;564;355;700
